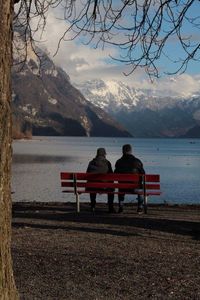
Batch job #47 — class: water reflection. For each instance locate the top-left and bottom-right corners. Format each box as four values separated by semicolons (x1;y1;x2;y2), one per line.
13;154;74;164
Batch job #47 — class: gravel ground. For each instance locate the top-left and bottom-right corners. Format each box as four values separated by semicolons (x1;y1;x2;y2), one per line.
12;202;200;300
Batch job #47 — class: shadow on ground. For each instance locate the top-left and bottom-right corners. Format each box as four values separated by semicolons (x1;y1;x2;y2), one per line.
12;202;200;240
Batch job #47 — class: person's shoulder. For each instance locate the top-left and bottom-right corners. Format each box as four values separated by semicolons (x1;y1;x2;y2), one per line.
106;158;111;163
115;157;122;164
117;155;124;160
88;157;96;164
104;158;111;166
134;156;143;164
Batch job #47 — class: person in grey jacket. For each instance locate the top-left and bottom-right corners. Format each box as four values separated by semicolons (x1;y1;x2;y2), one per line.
115;144;145;213
87;148;115;213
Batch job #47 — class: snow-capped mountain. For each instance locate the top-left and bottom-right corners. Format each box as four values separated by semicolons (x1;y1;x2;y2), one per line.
76;79;200;137
75;79;143;112
11;33;131;138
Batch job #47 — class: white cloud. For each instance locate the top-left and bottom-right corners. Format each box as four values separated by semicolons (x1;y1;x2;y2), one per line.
31;9;122;82
147;74;200;98
30;8;200;99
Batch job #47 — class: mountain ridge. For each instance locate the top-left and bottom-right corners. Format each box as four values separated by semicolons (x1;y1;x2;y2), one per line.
76;79;200;137
11;34;131;139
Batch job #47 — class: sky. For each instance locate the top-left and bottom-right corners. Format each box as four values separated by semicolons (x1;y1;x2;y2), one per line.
29;1;200;98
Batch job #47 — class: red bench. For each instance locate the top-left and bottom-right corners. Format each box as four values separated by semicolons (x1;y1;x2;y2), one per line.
60;172;161;214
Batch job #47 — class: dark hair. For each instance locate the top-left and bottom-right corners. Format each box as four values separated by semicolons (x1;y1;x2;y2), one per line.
122;144;132;154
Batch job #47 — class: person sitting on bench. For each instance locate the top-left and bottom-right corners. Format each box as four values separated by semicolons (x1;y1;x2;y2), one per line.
115;144;145;214
86;148;115;213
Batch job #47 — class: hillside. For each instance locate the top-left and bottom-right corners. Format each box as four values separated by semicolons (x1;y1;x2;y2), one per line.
11;34;131;139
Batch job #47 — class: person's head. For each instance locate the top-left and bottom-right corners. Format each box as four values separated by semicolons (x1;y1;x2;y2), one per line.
122;144;132;155
96;148;106;157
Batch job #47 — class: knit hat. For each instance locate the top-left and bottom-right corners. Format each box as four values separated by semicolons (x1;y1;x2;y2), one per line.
96;148;106;156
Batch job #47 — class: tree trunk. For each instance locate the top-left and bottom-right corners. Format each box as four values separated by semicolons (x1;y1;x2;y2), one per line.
0;0;18;298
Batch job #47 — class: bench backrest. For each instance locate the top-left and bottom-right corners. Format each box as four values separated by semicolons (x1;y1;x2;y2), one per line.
60;172;160;194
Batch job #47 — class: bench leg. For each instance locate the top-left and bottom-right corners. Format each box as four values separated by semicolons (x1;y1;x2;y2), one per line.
76;193;80;213
144;195;148;214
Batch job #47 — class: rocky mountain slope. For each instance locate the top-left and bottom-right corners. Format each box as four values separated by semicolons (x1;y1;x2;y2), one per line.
76;79;200;137
11;36;131;138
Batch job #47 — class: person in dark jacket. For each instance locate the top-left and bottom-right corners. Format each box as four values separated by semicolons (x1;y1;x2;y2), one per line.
87;148;115;213
115;144;145;213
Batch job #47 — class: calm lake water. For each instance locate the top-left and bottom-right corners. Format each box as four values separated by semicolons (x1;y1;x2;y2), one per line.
12;136;200;204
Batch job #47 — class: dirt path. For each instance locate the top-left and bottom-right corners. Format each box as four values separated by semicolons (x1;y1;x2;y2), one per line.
12;202;200;299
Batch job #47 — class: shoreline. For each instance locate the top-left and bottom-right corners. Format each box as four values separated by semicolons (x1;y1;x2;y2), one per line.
12;202;200;299
12;201;200;209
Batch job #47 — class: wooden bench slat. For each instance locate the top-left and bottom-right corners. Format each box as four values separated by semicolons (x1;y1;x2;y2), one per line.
62;190;140;194
61;182;74;187
61;182;142;189
145;174;160;182
60;173;74;180
145;184;160;190
61;172;142;181
137;191;161;195
61;172;160;182
61;182;160;190
76;173;141;181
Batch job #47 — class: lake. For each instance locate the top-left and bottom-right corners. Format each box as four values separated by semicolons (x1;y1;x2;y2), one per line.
12;136;200;204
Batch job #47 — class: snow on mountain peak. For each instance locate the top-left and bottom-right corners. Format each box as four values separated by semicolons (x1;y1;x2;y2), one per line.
75;79;141;112
75;78;200;115
106;80;121;95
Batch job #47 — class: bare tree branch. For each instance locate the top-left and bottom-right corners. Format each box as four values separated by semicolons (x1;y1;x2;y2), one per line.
14;0;200;78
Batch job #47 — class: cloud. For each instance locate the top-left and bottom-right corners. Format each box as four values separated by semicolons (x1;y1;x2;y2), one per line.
149;74;200;98
30;8;148;85
31;9;124;82
30;8;200;99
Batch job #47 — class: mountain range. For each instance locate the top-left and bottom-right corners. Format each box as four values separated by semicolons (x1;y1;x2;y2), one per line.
11;33;131;139
12;28;200;139
75;79;200;138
